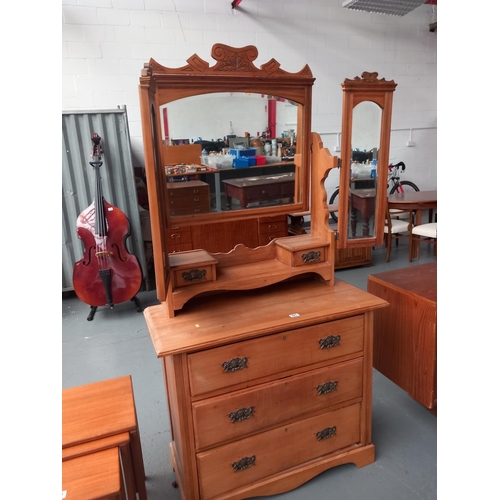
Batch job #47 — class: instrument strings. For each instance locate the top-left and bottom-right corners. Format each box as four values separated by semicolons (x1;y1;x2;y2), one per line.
94;160;109;268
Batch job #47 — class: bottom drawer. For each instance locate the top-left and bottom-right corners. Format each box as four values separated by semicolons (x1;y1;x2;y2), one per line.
196;402;360;499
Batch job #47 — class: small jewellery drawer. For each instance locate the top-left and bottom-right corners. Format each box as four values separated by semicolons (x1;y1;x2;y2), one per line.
188;315;364;396
291;246;326;266
172;266;215;288
196;402;361;499
192;357;363;450
169;250;218;288
275;235;328;267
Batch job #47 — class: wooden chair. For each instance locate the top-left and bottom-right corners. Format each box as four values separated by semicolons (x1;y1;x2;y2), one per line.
384;204;410;262
62;376;147;500
409;218;437;261
62;447;125;500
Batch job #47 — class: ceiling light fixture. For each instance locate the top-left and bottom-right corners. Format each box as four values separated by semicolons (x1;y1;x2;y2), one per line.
342;0;427;16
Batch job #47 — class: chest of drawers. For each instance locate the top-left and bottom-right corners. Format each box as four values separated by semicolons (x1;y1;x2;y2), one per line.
257;215;288;246
144;278;387;500
167;180;210;216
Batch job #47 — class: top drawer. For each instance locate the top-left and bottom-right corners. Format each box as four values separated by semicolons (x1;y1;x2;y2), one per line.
166;180;209;199
188;315;364;397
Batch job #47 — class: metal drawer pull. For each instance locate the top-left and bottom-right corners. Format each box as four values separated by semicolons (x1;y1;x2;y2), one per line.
181;269;206;283
318;335;341;349
302;251;321;263
232;455;256;472
268;224;277;229
193;197;200;201
193;189;199;193
316;381;338;395
316;426;336;441
222;357;248;373
228;406;254;423
170;233;181;239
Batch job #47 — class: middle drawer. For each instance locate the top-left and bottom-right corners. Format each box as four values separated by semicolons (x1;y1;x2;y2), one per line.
192;357;363;450
188;315;364;397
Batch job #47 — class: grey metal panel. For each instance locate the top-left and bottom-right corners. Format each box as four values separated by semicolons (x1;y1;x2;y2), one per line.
62;107;151;292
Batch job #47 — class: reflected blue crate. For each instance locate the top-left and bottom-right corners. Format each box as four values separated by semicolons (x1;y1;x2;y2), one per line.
229;147;257;158
233;158;250;168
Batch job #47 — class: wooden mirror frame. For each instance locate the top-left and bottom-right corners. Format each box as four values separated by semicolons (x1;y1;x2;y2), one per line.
337;72;397;249
138;44;318;307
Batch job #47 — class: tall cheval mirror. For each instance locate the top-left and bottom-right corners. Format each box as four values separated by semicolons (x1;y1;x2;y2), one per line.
337;72;397;249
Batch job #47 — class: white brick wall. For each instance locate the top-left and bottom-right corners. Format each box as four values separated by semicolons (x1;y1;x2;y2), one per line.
61;0;437;190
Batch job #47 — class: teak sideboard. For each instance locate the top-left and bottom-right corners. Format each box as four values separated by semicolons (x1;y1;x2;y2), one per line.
368;262;437;409
144;278;387;499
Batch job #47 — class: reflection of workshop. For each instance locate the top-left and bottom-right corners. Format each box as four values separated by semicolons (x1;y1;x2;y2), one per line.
223;172;295;209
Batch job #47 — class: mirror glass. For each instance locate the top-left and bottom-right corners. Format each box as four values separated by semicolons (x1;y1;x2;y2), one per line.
347;101;382;240
159;92;300;217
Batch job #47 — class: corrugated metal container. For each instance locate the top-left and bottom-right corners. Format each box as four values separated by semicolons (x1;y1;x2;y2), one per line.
62;107;151;293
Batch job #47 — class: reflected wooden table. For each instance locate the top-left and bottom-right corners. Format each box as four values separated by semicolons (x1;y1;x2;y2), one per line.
350;188;376;237
387;190;437;225
223;172;295;209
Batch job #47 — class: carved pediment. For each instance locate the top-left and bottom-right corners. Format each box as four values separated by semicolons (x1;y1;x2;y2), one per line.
143;43;312;79
342;71;397;91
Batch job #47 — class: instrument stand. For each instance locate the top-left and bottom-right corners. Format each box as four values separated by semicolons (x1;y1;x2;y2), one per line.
87;295;143;321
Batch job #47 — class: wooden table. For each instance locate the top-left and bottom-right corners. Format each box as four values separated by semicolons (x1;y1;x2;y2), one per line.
223;172;295;209
387;190;437;225
350;188;376;237
62;447;124;500
62;376;147;500
367;262;437;409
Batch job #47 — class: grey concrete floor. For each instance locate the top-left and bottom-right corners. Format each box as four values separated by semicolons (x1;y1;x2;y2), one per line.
62;239;437;500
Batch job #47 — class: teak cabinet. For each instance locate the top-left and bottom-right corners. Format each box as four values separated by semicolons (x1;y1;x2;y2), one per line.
368;262;437;409
144;279;387;500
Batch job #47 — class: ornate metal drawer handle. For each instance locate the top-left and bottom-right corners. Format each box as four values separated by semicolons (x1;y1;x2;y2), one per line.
316;426;336;441
318;335;341;350
193;189;199;193
302;251;321;263
232;455;256;472
222;357;248;373
182;269;206;283
316;381;338;395
170;233;181;239
228;406;254;423
194;197;200;201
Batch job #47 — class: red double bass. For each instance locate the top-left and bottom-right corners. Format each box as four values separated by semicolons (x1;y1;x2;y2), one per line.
73;133;143;321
